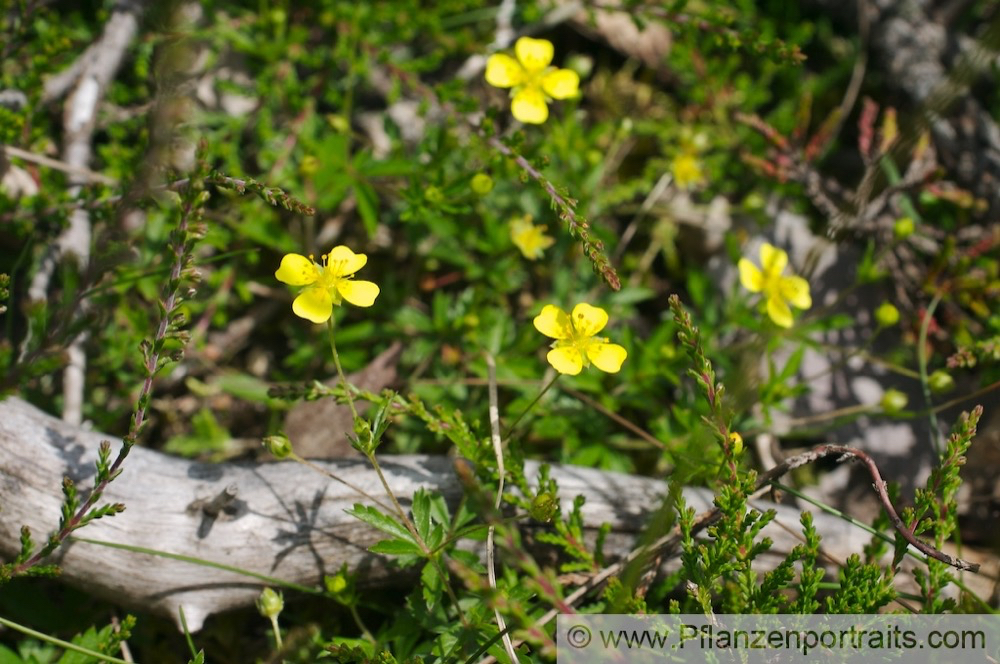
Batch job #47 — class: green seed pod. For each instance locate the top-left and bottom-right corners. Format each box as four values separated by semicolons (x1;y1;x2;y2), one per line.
875;302;900;327
928;369;955;393
880;389;908;415
262;433;292;459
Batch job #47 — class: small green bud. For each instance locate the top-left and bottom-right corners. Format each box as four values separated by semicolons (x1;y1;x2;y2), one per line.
262;433;292;459
880;389;908;415
424;186;444;204
875;302;900;327
470;173;493;195
299;155;320;176
529;492;558;523
324;567;358;606
893;216;915;239
256;587;283;618
328;114;350;133
325;573;348;594
928;369;955;393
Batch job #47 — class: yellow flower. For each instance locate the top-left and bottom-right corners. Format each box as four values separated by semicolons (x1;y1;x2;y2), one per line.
670;152;704;190
738;243;811;328
275;245;380;324
510;215;555;260
533;303;627;375
485;37;580;124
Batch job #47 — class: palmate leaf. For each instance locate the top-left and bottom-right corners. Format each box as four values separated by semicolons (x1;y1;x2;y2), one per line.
369;539;423;557
346;504;415;543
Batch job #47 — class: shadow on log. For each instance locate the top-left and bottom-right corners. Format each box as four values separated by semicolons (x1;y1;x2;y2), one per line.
0;397;906;631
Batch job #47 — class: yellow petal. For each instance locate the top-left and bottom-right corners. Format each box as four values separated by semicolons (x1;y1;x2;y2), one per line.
514;37;553;73
779;275;812;310
292;286;334;324
511;225;554;260
738;258;763;293
509;215;533;234
337;279;380;307
541;69;579;100
570;303;609;337
760;242;788;277
586;342;627;373
766;295;794;328
275;254;319;286
326;246;367;277
533;305;573;339
546;346;583;375
485;53;524;88
511;87;548;124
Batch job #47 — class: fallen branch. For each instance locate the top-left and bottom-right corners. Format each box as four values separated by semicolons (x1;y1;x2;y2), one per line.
0;396;884;632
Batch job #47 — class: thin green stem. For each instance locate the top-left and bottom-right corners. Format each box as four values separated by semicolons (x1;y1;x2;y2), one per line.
269;614;283;650
288;452;395;513
327;316;360;422
919;291;944;454
326;316;467;626
777;402;878;430
0;615;131;664
72;536;322;595
349;605;376;643
178;606;199;659
503;374;560;440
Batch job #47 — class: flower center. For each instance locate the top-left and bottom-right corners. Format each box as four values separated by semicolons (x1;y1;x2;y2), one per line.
315;253;353;302
761;267;785;295
555;333;608;365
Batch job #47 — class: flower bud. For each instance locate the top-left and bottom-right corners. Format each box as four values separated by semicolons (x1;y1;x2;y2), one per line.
470;173;493;195
893;217;915;239
728;432;744;455
424;186;444;204
256;587;283;619
326;573;348;594
928;369;955;394
262;433;292;459
324;567;358;606
299;155;320;176
880;389;908;415
529;491;558;523
875;302;900;327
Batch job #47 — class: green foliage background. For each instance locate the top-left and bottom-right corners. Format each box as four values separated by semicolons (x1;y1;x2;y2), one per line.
1;0;998;662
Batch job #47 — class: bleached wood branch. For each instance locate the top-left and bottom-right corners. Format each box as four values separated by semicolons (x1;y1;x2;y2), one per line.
0;396;891;633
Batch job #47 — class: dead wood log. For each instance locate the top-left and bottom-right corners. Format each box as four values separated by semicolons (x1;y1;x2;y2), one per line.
0;396;954;632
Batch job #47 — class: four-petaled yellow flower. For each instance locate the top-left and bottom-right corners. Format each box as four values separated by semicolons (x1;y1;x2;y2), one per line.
510;215;555;260
533;303;627;375
670;152;704;190
485;37;580;124
738;243;811;328
275;245;380;324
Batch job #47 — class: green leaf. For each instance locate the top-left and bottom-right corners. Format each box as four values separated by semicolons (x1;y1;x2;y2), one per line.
369;538;423;556
0;644;26;664
412;489;431;542
346;504;414;542
421;560;443;609
353;180;379;237
56;624;115;664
